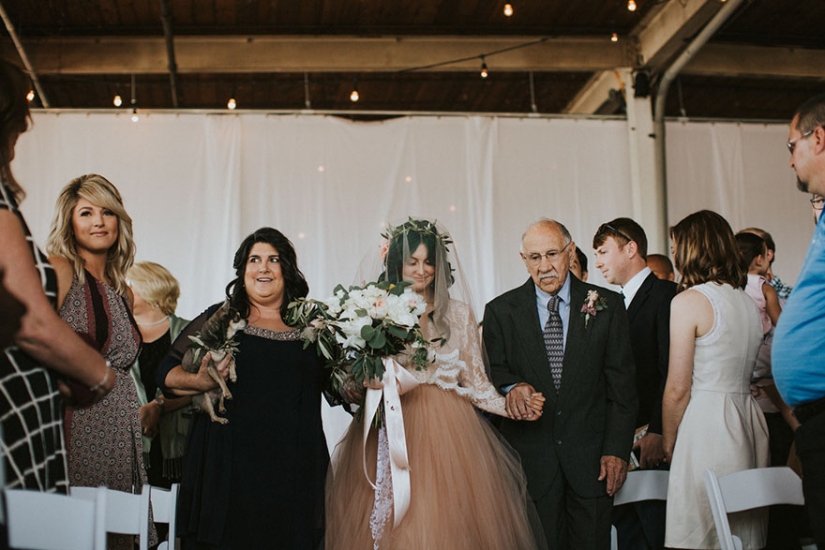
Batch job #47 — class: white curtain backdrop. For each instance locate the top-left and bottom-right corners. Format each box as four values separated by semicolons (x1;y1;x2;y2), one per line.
12;112;809;447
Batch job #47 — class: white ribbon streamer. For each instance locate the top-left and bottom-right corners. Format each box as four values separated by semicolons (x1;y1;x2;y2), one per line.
362;357;419;528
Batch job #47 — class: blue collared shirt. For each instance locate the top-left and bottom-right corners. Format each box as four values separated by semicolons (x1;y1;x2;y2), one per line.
535;274;572;352
773;214;825;407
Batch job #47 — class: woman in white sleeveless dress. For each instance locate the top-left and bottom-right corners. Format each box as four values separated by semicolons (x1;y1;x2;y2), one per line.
663;210;769;549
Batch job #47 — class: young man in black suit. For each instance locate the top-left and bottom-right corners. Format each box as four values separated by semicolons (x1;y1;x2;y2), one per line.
483;219;637;550
593;218;677;550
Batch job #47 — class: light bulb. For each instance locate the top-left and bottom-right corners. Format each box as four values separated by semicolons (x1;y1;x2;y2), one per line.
627;0;637;11
131;108;139;123
503;3;513;16
26;90;34;102
481;61;489;78
350;89;360;102
611;33;618;42
113;94;122;107
227;97;237;110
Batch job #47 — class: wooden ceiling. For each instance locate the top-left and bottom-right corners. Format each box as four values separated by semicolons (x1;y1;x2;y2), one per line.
1;0;823;120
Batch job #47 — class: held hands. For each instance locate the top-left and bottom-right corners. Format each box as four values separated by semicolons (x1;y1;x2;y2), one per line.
505;383;545;421
599;455;628;496
633;433;665;469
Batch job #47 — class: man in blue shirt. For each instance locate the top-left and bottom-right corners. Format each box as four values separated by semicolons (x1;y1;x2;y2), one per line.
772;93;825;550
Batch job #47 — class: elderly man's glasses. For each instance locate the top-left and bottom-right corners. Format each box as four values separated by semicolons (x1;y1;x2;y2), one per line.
811;195;825;211
787;128;817;154
596;223;634;244
524;242;571;266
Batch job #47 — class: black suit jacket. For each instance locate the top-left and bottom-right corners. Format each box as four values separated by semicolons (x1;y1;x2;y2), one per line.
626;272;677;435
483;276;637;500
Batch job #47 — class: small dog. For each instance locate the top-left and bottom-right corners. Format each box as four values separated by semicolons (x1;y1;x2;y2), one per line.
181;301;247;424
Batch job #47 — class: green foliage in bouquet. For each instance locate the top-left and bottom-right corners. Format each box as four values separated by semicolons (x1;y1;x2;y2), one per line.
285;280;430;397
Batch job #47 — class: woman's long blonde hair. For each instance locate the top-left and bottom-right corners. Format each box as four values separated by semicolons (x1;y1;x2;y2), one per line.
46;174;135;295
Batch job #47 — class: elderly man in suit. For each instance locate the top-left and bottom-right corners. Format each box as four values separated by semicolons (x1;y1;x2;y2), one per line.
483;218;637;550
593;218;676;550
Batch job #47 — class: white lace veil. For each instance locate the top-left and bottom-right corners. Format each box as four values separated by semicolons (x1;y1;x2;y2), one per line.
355;218;481;347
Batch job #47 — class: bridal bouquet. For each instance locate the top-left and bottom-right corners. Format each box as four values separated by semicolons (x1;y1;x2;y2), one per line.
285;280;430;393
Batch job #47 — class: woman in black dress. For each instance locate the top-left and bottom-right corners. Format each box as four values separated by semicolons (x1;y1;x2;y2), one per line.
158;227;329;549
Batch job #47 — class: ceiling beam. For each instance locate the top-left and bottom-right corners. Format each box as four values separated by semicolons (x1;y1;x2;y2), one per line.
563;71;625;115
0;35;631;74
683;43;825;79
1;36;822;80
630;0;723;71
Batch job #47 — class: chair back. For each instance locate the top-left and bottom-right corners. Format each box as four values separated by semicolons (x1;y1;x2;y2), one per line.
610;470;669;550
614;469;669;506
704;467;804;550
4;487;107;550
150;483;180;550
71;484;151;550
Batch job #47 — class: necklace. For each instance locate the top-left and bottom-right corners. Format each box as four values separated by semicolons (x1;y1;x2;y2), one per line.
137;317;168;327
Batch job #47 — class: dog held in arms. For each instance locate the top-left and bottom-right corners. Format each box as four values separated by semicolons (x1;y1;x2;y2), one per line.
181;301;247;424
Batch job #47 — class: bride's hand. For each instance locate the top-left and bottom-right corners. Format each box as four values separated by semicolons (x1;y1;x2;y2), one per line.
528;392;546;413
339;374;365;404
521;392;545;422
363;376;384;390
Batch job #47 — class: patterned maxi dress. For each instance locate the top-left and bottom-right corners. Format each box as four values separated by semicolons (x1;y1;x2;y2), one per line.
0;179;69;493
60;272;154;549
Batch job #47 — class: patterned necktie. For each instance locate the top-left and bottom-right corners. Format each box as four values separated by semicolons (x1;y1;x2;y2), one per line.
544;295;564;391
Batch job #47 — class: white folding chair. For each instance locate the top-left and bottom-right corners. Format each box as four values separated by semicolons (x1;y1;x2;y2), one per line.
704;467;805;550
610;469;670;550
71;484;151;550
150;483;180;550
4;487;107;550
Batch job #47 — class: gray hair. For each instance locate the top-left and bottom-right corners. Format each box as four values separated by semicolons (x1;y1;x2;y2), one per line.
520;218;572;252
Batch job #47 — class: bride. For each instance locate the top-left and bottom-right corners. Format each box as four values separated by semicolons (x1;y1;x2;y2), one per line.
326;219;547;550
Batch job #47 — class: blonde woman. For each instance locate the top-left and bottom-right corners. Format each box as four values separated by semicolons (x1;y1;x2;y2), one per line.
127;262;191;487
47;174;154;550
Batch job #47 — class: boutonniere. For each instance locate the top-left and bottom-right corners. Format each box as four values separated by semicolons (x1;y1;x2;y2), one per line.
581;290;608;329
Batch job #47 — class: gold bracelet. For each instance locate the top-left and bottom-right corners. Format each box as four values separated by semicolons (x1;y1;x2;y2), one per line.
89;361;112;392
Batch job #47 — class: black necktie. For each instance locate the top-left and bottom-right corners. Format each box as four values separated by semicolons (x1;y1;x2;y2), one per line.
544;296;564;391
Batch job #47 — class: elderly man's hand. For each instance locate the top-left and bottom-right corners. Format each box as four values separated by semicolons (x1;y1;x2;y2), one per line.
598;455;628;496
505;382;539;420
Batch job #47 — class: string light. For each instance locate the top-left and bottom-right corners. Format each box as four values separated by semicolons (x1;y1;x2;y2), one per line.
611;33;619;42
113;94;122;107
227;97;237;110
480;56;489;78
350;79;360;102
131;108;139;123
627;0;637;11
503;3;514;16
26;90;34;102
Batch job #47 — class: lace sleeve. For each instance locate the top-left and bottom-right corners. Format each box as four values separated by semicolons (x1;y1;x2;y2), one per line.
451;301;507;417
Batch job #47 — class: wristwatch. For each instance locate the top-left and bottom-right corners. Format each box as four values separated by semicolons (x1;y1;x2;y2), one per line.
154;396;166;413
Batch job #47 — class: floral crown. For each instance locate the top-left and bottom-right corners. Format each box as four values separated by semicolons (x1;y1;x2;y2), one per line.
381;218;453;253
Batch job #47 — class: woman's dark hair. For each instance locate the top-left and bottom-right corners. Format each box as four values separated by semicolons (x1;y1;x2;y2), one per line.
0;60;32;202
734;232;766;273
385;230;435;284
383;224;454;287
225;227;309;320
